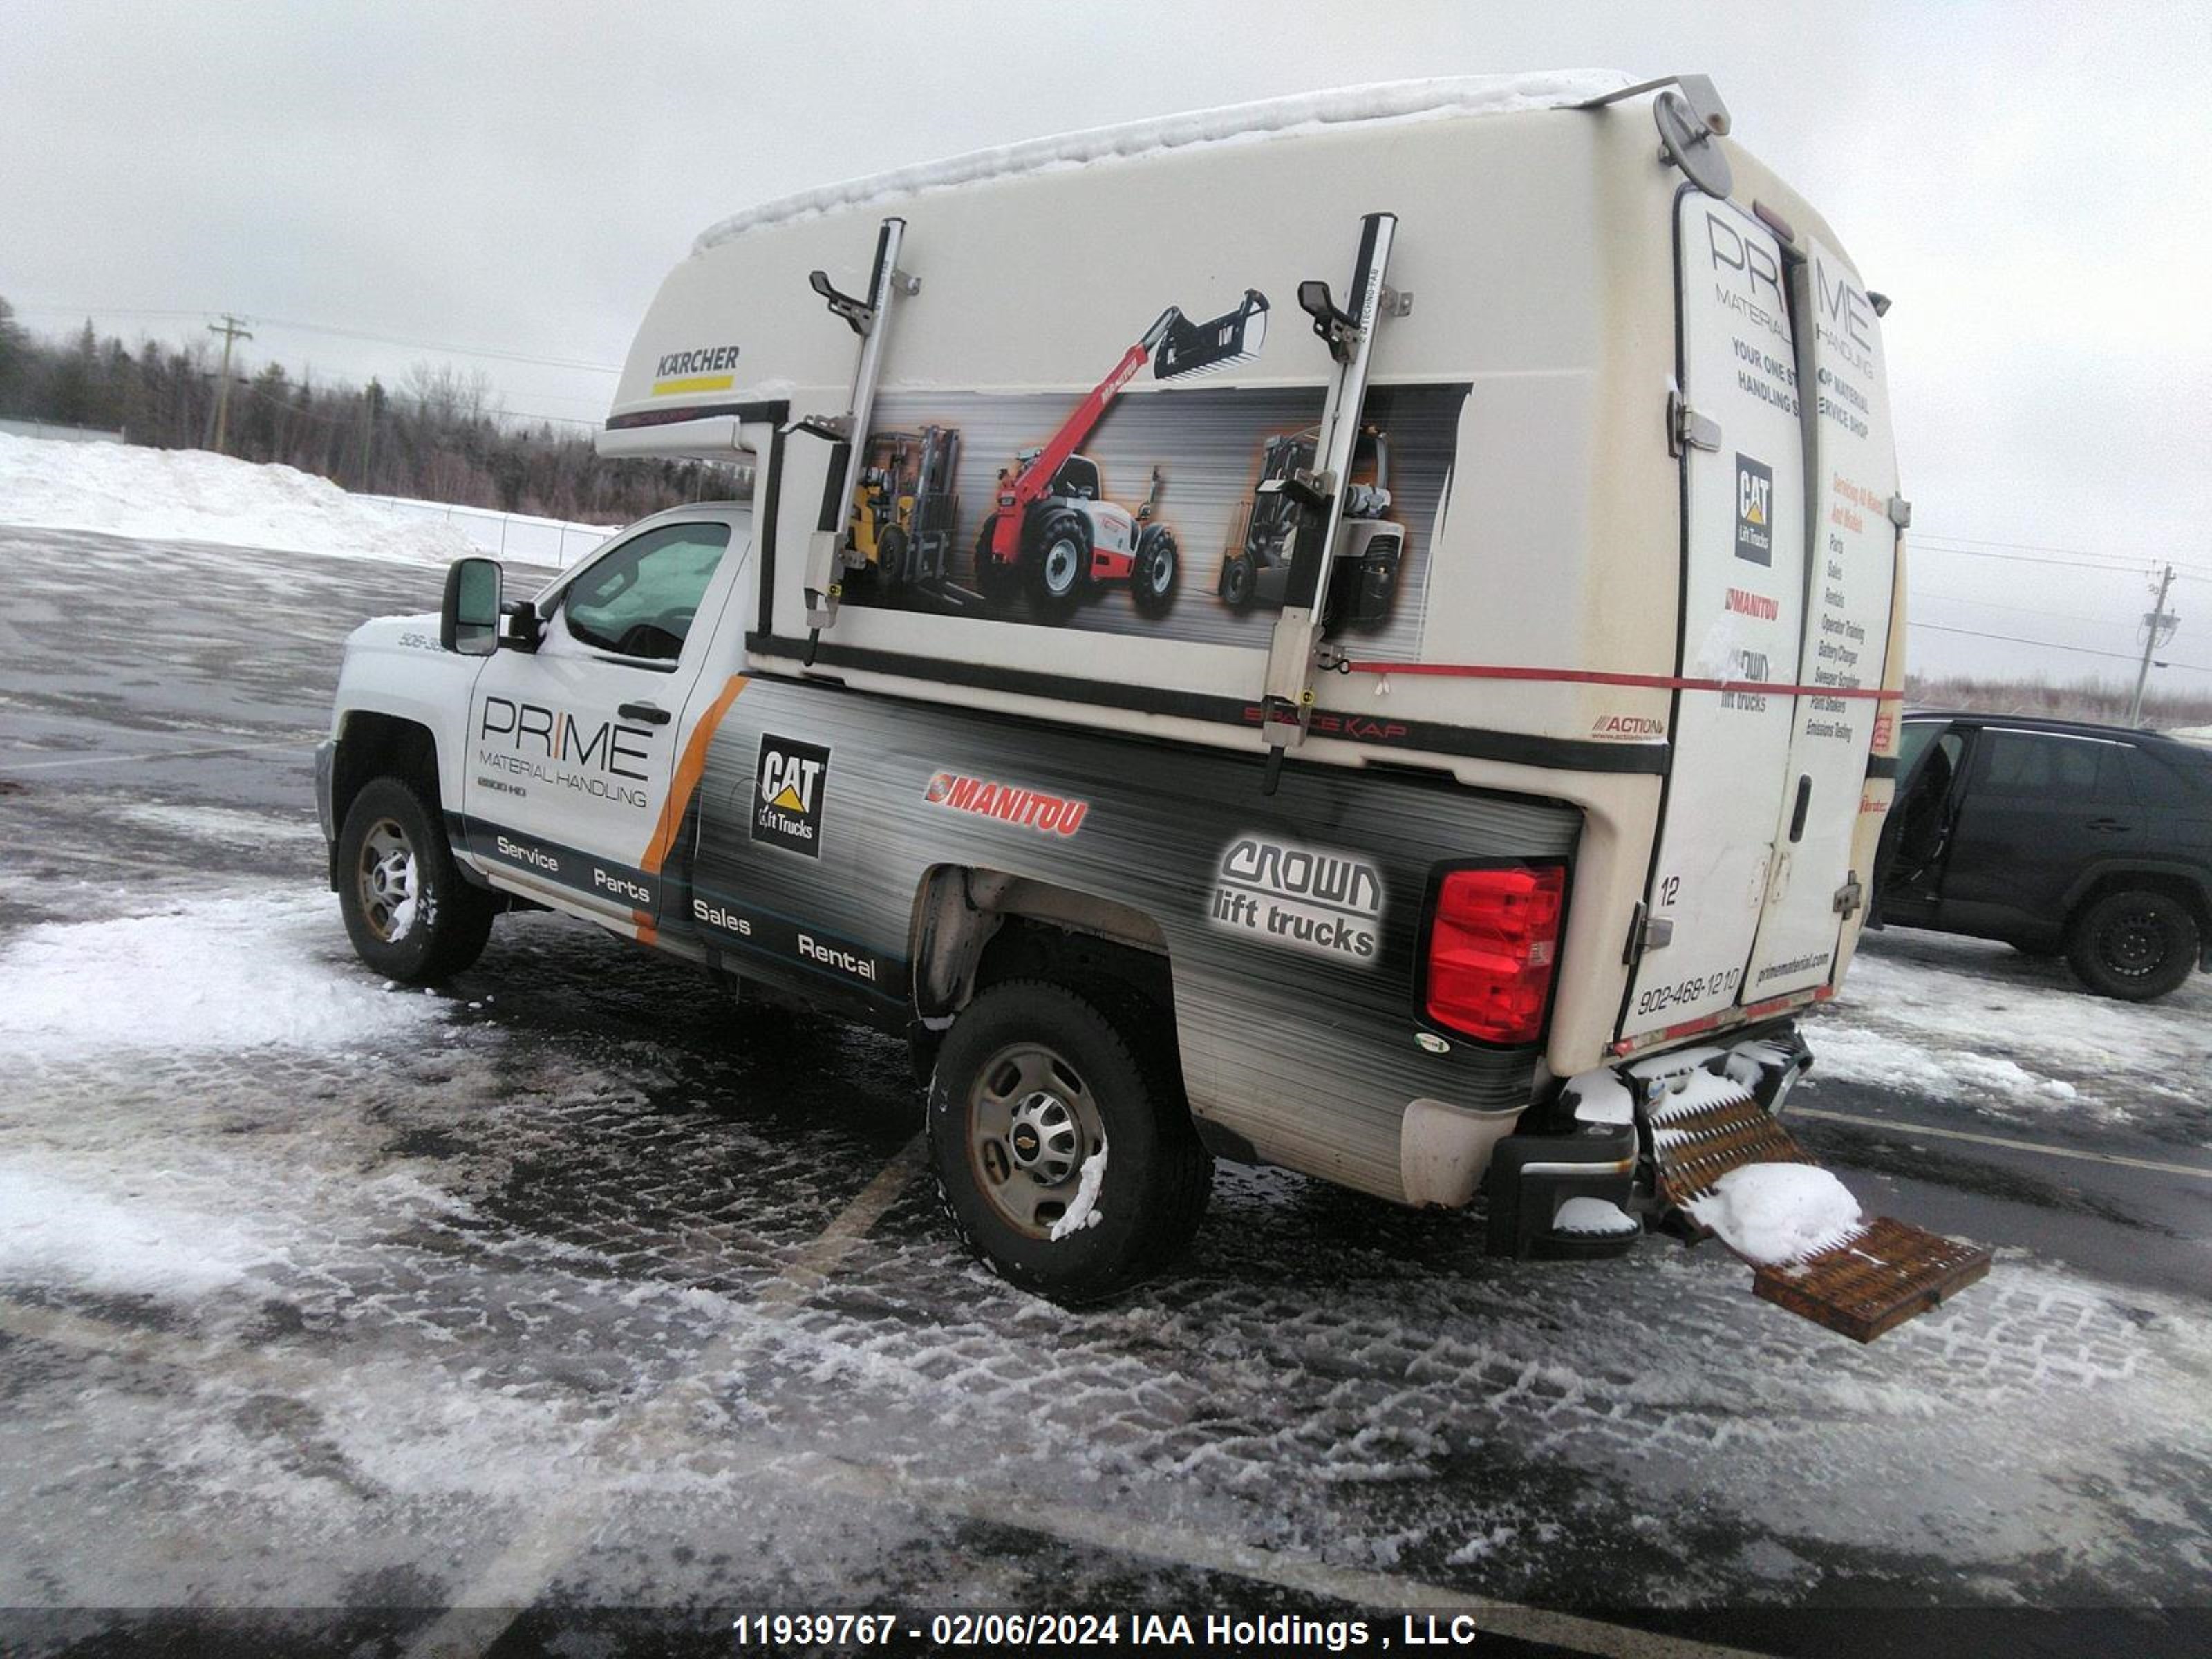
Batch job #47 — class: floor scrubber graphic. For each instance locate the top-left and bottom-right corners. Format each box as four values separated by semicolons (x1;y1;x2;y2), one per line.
848;424;961;592
975;290;1268;621
1218;423;1404;630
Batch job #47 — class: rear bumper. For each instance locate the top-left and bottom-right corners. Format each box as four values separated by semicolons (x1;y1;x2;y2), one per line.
1485;1121;1639;1259
1485;1024;1815;1259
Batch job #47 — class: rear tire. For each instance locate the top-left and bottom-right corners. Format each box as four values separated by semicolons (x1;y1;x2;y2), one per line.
337;776;496;984
1220;550;1257;611
973;515;1018;606
2065;888;2199;1002
927;979;1211;1304
1131;525;1179;618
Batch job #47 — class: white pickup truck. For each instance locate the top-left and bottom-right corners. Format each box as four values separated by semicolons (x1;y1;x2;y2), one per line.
317;75;1987;1334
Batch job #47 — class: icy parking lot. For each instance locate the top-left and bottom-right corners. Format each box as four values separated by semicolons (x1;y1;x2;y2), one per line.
3;523;2210;1657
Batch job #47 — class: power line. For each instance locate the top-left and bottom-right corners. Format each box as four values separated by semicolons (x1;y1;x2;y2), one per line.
10;301;619;375
1913;587;2123;626
1912;541;2156;575
1909;619;2212;675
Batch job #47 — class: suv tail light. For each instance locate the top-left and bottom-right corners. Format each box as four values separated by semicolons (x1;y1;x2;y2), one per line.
1424;863;1566;1044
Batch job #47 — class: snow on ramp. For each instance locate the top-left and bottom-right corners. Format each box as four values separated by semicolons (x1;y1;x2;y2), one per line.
695;71;1629;246
0;890;449;1058
0;432;476;565
1687;1163;1866;1265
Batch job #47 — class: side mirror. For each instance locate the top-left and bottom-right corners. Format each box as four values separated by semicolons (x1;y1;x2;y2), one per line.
440;556;503;656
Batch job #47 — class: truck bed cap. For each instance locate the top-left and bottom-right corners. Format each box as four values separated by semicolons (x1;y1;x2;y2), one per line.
692;70;1629;251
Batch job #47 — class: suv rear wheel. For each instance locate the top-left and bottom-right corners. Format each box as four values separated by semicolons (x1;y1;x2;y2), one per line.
2065;888;2199;1002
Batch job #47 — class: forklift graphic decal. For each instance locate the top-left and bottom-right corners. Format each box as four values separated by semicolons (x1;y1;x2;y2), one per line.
833;291;1459;662
973;290;1269;621
1219;422;1405;630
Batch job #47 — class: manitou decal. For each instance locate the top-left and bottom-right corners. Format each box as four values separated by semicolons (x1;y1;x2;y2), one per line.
753;733;830;857
1207;834;1383;965
921;771;1089;836
476;696;654;809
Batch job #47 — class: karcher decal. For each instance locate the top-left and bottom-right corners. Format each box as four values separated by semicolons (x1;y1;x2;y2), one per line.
1207;834;1382;965
753;733;830;857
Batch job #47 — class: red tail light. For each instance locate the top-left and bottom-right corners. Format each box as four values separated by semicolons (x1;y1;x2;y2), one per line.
1424;863;1566;1044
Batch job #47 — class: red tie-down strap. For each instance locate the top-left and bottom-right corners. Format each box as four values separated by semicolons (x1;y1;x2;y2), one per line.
1333;659;1905;700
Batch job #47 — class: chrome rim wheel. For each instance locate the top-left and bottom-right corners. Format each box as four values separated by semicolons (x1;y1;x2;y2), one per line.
356;817;420;943
968;1041;1102;1238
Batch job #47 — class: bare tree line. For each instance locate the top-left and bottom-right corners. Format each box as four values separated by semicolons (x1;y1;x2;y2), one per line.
0;298;724;523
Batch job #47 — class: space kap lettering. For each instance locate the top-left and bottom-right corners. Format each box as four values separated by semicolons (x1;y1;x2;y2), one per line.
921;771;1089;836
1208;834;1383;965
476;696;653;809
753;733;830;857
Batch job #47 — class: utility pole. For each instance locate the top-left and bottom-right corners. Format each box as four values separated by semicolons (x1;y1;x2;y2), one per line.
2127;563;2178;727
205;313;252;454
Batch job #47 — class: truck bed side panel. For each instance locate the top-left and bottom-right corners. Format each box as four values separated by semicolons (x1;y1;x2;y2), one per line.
679;678;1580;1200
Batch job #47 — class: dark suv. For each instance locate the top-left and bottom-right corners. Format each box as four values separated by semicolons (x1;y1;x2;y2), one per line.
1873;712;2212;1000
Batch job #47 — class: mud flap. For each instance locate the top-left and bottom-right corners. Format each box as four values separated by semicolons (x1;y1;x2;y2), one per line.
1638;1045;1992;1342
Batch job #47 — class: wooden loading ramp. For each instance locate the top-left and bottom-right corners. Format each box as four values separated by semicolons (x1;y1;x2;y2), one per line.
1647;1069;1993;1342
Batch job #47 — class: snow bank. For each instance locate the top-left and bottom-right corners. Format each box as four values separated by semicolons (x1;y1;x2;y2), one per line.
0;891;449;1058
696;71;1628;248
1687;1163;1865;1265
0;432;476;565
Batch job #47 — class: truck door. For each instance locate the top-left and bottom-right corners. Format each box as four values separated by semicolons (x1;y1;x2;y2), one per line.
1741;235;1902;998
458;518;739;924
1620;194;1810;1039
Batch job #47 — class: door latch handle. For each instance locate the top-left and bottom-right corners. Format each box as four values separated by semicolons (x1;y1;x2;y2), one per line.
619;701;671;727
2086;817;2130;833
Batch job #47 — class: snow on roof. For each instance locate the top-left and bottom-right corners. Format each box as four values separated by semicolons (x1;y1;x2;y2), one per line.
693;70;1629;252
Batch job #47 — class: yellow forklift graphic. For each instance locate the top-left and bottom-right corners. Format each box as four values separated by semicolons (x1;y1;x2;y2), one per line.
848;425;962;592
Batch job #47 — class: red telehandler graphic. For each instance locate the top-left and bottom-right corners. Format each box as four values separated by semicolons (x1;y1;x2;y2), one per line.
974;290;1268;621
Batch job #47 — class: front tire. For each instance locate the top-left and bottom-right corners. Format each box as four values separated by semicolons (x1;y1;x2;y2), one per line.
928;979;1211;1304
2065;888;2199;1002
337;776;496;983
1024;509;1089;623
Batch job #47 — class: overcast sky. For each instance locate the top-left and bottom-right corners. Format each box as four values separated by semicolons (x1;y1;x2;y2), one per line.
6;1;2210;693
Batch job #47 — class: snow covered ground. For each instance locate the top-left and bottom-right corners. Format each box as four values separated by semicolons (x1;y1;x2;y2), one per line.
0;432;479;564
1807;930;2212;1146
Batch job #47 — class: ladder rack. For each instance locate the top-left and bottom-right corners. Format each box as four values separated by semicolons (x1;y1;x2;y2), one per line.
793;216;919;644
1255;212;1400;792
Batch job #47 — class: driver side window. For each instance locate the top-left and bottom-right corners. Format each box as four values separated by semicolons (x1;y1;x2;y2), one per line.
560;523;731;662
